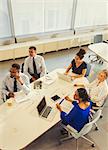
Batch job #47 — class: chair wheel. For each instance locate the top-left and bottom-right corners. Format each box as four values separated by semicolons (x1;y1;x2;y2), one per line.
95;127;99;131
58;141;62;145
91;144;95;147
100;115;103;119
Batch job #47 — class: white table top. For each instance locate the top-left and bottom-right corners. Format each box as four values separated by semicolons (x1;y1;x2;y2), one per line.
0;69;89;150
88;42;108;62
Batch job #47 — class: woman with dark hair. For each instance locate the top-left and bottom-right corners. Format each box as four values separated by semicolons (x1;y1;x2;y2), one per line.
65;49;87;79
56;88;91;132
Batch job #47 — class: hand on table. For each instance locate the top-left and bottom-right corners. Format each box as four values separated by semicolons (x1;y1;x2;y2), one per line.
64;72;68;75
8;92;15;98
56;103;62;112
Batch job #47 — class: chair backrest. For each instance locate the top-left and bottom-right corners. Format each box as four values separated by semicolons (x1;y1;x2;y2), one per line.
21;63;24;73
85;63;91;77
79;109;102;136
94;34;103;43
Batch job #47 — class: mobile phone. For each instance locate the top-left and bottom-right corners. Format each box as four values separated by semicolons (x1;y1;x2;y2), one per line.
51;95;61;101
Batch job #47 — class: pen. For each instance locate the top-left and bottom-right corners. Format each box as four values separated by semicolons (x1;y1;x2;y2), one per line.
59;98;65;105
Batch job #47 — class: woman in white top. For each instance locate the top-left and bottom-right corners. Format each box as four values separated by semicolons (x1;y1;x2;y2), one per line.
74;69;108;107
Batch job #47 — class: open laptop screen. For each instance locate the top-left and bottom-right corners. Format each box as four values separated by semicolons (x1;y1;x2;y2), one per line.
37;97;46;115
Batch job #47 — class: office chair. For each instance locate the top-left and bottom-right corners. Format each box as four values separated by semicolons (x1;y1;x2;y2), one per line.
88;34;104;64
59;109;102;150
88;55;103;64
21;63;24;73
92;95;108;119
85;63;91;77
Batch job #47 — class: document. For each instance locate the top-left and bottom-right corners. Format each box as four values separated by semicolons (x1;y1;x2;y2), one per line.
15;91;36;103
60;100;73;113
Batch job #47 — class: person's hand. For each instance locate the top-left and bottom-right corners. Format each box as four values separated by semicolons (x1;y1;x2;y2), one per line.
64;72;68;75
56;103;62;112
15;74;24;85
74;84;84;87
31;76;37;81
15;72;20;80
65;96;73;103
8;92;14;98
71;75;75;80
65;96;70;101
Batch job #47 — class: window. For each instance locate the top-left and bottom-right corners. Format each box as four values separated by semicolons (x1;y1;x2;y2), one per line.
0;0;12;38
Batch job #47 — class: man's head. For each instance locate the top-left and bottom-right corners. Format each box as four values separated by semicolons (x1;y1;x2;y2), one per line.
29;46;36;57
10;63;20;78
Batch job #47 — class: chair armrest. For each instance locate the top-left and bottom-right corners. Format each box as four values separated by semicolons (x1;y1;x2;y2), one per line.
66;125;78;133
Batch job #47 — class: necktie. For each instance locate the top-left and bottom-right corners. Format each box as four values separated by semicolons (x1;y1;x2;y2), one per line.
33;57;37;74
14;78;17;92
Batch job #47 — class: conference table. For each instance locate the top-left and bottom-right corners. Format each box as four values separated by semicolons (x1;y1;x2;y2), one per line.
88;42;108;63
0;68;89;150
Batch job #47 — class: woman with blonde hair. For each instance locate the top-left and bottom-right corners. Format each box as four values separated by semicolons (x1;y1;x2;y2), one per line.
75;69;108;107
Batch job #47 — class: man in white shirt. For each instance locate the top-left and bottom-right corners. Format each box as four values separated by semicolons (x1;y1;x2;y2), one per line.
24;46;46;82
2;63;30;101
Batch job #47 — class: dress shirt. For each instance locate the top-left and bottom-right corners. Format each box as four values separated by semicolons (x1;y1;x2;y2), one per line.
24;55;46;79
86;79;108;106
2;73;30;98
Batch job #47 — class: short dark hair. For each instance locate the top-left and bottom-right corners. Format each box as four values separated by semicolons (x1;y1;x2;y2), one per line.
77;88;90;102
29;46;36;51
12;63;20;70
76;48;86;60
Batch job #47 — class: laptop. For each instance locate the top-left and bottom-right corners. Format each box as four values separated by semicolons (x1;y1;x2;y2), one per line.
37;96;57;121
57;72;72;82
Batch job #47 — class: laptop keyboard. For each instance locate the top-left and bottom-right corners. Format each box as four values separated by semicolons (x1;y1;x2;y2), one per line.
42;106;52;118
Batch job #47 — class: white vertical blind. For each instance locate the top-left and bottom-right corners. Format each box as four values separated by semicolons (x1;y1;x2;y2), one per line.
0;0;12;38
11;0;44;36
11;0;73;36
44;0;73;32
75;0;108;28
0;0;108;38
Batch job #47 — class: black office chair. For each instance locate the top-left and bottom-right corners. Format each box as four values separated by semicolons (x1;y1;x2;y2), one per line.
88;34;104;64
21;63;24;73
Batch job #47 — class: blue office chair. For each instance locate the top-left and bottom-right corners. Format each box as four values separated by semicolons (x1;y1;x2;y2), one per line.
85;63;91;77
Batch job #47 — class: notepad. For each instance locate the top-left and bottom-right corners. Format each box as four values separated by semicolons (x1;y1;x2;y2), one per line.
14;91;35;103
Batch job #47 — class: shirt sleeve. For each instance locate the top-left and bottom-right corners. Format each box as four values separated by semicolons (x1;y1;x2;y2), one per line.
24;58;32;79
40;56;47;77
71;59;75;66
85;79;97;89
2;78;9;99
94;82;108;103
21;75;31;94
83;62;87;69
